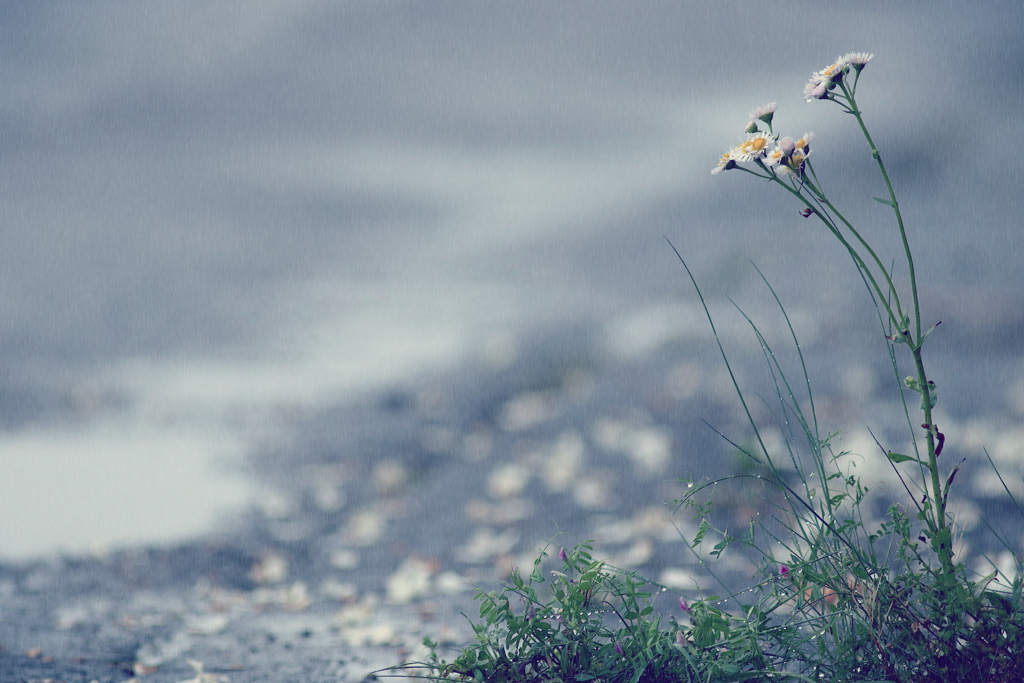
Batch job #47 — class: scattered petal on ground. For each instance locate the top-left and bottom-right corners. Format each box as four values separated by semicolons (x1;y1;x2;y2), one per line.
250;552;289;584
386;557;437;604
488;463;532;499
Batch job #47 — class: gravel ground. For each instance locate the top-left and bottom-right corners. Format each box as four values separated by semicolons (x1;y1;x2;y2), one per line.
2;308;1022;682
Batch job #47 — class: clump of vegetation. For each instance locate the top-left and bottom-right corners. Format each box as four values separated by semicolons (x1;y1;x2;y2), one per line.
382;53;1024;683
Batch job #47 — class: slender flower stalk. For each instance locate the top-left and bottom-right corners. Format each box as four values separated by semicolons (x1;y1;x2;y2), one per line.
710;53;954;576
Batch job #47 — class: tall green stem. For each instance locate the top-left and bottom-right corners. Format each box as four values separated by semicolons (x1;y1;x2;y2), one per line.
838;80;952;574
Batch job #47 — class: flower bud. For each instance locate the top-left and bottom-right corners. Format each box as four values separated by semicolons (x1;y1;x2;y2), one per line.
744;121;758;134
779;137;795;155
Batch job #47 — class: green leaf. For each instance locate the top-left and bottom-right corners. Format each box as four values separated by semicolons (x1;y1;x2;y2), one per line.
692;518;711;547
873;197;896;207
917;320;942;348
886;451;919;464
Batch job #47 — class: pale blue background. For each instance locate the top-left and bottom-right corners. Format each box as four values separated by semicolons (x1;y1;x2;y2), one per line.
1;1;1021;557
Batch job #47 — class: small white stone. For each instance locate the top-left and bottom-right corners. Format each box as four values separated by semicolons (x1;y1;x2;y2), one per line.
573;475;614;510
458;528;520;564
386;557;436;604
329;549;360;570
435;571;469;594
609;538;654;569
320;578;358;602
250;552;288;584
346;509;386;545
373;459;408;495
543;431;586;492
342;623;395;647
488;463;532;499
659;568;700;590
187;614;229;635
313;484;345;512
499;392;554;431
625;427;672;476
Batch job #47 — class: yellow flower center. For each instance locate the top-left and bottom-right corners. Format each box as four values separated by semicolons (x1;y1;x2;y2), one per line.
740;137;768;154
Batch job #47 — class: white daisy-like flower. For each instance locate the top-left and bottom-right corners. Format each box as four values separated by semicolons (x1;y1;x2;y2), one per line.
779;146;811;176
803;79;828;101
732;132;775;162
777;153;804;176
804;58;845;100
815;58;846;84
841;52;874;70
794;132;814;155
764;146;785;169
748;102;777;124
711;148;736;175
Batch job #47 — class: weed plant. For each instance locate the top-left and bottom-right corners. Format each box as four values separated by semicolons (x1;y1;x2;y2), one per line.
380;53;1024;682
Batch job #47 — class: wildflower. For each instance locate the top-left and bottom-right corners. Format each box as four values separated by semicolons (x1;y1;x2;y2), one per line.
744;121;758;134
781;151;809;176
779;564;790;577
803;79;828;101
732;132;775;163
804;58;844;101
841;52;874;72
764;147;781;168
558;547;567;561
615;642;624;656
676;631;687;646
771;133;812;176
794;132;814;155
679;597;690;613
816;58;846;85
748;102;777;125
711;148;737;175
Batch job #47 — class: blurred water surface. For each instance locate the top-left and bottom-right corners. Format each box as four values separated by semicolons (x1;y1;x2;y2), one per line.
1;1;1022;558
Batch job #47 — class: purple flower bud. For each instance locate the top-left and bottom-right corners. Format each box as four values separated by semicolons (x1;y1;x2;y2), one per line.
800;208;814;218
559;547;567;561
780;564;790;576
676;631;686;646
679;597;690;613
614;642;623;656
